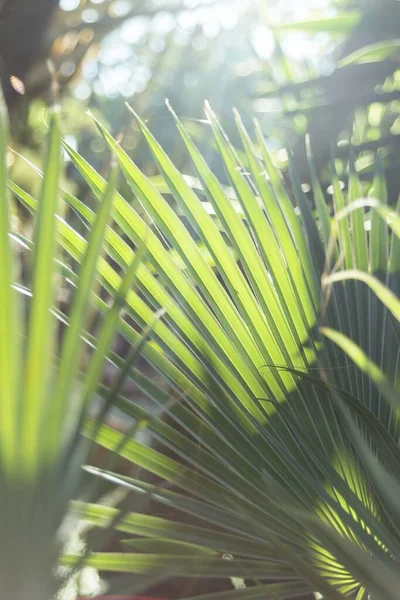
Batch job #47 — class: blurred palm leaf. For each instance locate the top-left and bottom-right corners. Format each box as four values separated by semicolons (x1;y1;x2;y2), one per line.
0;87;165;598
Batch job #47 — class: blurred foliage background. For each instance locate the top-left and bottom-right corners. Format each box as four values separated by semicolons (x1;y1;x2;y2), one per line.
7;0;400;212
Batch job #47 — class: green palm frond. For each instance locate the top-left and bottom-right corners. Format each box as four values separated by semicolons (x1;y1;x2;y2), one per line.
5;92;400;599
0;92;152;598
74;105;397;598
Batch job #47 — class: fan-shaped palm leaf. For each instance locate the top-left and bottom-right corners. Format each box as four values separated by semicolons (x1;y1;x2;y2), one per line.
8;99;400;598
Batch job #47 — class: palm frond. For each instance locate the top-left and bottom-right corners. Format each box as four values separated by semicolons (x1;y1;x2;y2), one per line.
6;92;400;599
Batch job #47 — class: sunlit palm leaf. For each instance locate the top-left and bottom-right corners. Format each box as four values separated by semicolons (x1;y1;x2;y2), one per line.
8;98;400;600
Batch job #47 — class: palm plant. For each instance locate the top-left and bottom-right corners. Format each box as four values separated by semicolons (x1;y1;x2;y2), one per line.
4;88;400;597
60;107;400;598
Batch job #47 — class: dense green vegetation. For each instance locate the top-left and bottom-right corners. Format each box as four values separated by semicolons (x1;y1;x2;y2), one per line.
1;1;400;599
